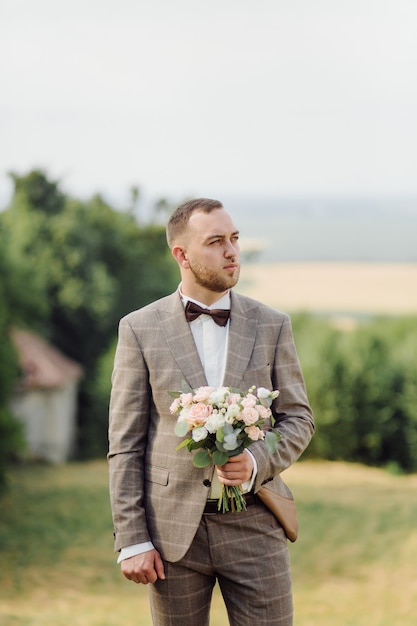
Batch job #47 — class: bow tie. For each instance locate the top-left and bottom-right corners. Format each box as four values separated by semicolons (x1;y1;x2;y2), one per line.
184;301;230;327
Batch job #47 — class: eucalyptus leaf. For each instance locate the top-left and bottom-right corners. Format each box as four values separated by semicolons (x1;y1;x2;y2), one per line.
174;420;190;437
181;380;194;393
216;427;225;443
212;450;228;466
215;441;227;453
193;450;212;468
188;438;209;451
265;430;281;454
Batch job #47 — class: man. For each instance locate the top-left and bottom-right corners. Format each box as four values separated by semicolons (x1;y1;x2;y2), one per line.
108;198;314;626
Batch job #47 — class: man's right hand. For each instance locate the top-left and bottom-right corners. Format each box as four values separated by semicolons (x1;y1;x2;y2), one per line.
120;549;166;584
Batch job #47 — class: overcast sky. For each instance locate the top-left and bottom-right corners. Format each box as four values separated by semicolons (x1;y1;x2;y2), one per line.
1;0;416;205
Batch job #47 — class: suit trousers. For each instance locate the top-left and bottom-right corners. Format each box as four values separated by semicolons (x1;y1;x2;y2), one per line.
148;502;293;626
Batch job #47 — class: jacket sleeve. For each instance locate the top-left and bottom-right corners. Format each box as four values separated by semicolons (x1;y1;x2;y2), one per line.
251;313;315;490
108;317;152;552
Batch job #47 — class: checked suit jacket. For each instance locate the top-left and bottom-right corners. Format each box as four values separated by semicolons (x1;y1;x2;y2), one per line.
108;290;314;562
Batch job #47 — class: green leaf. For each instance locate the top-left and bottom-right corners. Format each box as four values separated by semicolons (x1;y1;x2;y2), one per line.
174;420;190;437
212;450;228;466
265;430;281;454
181;380;194;394
193;450;212;468
168;390;181;398
215;440;227;453
188;438;208;451
176;438;192;451
216;427;225;443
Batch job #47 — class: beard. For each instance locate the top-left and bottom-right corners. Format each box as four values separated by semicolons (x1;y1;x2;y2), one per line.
189;259;240;293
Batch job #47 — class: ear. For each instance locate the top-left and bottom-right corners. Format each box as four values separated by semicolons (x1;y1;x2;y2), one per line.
172;245;190;268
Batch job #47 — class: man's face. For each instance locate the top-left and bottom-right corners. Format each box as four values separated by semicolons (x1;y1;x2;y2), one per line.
182;208;240;294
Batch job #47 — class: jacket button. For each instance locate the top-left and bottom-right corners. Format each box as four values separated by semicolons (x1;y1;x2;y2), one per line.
203;479;211;487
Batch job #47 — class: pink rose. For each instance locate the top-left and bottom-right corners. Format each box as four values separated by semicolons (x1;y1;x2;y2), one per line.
242;406;259;426
179;392;193;407
193;386;216;402
245;425;265;441
256;404;271;419
227;393;242;405
241;393;257;409
187;402;212;426
170;397;181;413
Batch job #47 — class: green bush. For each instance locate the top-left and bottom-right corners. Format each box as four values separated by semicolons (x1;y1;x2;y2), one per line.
0;280;25;489
293;315;417;472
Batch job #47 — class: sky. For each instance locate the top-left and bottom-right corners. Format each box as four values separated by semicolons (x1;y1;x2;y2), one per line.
1;0;417;207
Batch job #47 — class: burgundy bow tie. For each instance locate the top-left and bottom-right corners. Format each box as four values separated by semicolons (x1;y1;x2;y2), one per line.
184;301;230;327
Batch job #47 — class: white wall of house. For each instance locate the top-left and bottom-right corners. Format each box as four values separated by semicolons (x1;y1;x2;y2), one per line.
10;382;78;464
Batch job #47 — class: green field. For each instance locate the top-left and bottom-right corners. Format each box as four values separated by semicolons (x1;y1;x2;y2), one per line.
0;460;416;626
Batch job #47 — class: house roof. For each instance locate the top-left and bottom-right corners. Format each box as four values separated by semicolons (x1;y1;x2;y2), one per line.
11;328;83;390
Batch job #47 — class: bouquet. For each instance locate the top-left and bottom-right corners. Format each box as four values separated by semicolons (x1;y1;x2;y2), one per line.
169;383;281;513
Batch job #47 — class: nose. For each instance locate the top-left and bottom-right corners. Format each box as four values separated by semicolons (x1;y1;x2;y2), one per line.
225;239;238;258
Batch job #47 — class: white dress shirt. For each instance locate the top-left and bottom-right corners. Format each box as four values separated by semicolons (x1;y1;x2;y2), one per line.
117;289;257;562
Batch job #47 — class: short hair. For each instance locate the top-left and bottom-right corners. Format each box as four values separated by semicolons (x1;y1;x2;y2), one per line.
166;198;224;248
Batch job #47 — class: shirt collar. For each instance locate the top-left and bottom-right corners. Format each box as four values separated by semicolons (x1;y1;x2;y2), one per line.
178;285;231;310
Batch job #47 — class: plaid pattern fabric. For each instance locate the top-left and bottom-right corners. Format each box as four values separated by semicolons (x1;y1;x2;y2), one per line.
149;504;293;626
108;290;314;562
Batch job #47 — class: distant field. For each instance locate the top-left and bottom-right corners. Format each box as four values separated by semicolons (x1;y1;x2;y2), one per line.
238;262;417;316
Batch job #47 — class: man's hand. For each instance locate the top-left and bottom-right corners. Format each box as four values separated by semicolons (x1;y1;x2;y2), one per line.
120;549;166;584
216;451;253;485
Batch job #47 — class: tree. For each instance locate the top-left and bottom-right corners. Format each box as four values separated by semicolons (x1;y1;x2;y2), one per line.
0;169;179;457
0;244;26;489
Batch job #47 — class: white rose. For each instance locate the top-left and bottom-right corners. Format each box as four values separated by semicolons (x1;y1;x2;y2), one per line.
209;387;230;405
257;387;279;407
192;426;208;442
205;413;226;433
224;413;236;424
226;403;241;420
257;387;272;399
178;407;190;422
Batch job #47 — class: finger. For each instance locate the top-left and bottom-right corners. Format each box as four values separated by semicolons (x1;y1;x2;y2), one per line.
128;574;149;585
155;555;166;581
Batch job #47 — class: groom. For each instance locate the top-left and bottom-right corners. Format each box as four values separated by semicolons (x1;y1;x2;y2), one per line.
108;198;314;626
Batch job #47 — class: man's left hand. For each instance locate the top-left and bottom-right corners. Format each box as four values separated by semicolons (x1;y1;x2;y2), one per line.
216;452;253;485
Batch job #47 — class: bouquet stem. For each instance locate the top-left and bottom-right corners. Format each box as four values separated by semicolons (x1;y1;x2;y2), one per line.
218;484;247;513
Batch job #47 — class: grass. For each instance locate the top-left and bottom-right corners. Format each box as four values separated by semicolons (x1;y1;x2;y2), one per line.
0;460;416;626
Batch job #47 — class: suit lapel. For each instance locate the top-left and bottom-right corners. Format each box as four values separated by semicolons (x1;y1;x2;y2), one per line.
156;293;208;389
223;292;259;388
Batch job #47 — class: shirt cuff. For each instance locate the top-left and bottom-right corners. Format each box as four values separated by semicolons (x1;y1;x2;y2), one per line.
241;449;257;493
117;541;155;563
